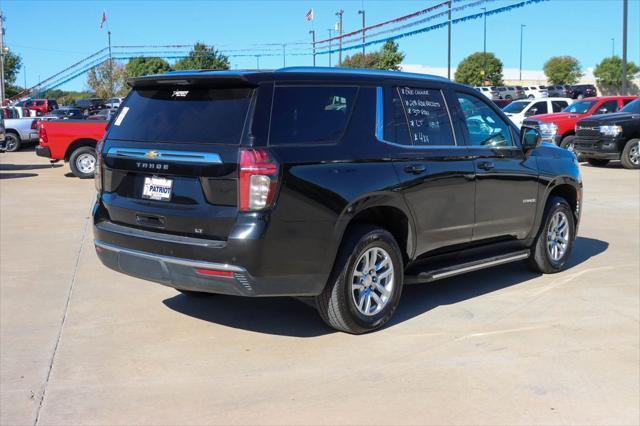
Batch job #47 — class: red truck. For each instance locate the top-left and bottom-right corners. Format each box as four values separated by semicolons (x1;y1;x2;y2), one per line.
36;120;107;178
24;99;59;116
524;96;638;150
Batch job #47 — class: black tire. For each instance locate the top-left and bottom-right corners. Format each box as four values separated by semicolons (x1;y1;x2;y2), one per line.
587;158;610;167
68;146;97;179
620;139;640;170
528;196;575;274
505;95;512;100
4;133;21;152
559;135;583;161
315;225;404;334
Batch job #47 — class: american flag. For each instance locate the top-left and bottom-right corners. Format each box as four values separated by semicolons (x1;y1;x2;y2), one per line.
305;9;314;22
100;11;107;29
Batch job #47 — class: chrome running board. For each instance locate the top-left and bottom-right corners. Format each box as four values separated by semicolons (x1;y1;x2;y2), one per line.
405;250;530;284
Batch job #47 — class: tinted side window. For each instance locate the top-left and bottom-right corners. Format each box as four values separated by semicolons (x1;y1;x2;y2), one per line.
622;98;635;106
527;101;548;116
456;92;514;147
383;88;411;145
269;86;357;145
552;100;568;112
596;100;618;114
396;87;454;146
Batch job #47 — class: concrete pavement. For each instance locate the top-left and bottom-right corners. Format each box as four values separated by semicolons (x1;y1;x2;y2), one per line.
1;150;638;425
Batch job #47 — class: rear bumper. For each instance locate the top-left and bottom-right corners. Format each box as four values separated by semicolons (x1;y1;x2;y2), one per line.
95;240;258;296
92;216;329;297
35;145;51;158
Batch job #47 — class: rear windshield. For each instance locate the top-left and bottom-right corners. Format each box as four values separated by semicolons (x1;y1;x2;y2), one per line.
108;87;253;144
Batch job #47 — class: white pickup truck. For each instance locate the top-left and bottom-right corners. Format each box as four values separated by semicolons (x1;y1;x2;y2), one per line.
2;118;40;152
502;97;573;127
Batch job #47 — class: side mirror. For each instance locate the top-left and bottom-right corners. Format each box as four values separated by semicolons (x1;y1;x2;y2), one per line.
597;108;608;114
521;126;541;152
525;107;538;116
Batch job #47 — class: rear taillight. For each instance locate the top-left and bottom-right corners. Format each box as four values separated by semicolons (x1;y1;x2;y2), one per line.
95;138;105;191
238;149;279;211
31;119;38;130
38;125;47;145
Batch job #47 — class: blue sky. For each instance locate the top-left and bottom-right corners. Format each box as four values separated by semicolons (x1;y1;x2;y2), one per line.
2;0;639;91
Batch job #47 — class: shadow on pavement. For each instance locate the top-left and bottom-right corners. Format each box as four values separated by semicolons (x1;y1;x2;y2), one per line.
162;236;608;337
0;163;61;171
0;172;39;179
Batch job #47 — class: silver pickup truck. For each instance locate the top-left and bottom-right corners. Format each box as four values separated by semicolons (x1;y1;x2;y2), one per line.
2;117;39;152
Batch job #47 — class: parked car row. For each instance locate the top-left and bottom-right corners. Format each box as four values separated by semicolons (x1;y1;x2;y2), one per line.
477;83;598;101
518;96;639;169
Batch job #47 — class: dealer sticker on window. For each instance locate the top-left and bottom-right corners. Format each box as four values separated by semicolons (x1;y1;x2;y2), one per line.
113;106;129;126
142;176;173;201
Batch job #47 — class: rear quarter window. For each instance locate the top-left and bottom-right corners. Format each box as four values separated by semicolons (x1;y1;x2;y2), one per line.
269;86;358;145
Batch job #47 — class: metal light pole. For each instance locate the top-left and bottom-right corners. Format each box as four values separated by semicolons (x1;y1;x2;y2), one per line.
481;7;487;84
309;30;316;66
328;28;334;67
447;1;452;80
0;12;5;104
358;9;366;63
282;44;286;67
622;0;628;95
336;10;344;66
611;38;615;57
519;24;526;82
255;55;261;70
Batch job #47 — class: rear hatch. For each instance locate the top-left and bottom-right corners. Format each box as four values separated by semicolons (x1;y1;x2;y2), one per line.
99;84;255;240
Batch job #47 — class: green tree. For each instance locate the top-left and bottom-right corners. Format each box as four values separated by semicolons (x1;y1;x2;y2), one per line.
86;60;129;98
454;52;503;86
5;84;24;98
543;56;583;85
376;41;405;71
341;52;380;69
593;56;640;94
126;57;171;78
173;43;230;71
340;41;404;71
3;50;22;86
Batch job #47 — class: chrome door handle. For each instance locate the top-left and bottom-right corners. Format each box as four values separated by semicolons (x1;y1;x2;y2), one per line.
478;161;495;170
404;164;427;174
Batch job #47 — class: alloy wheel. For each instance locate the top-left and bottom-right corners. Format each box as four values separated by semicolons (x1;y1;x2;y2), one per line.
546;211;570;261
629;145;640;166
351;247;395;316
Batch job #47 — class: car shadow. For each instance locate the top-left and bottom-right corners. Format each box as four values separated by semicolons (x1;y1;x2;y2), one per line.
0;163;62;171
162;236;608;337
0;172;39;179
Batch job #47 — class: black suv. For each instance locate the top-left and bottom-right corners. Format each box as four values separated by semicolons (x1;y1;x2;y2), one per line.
73;98;105;115
573;98;640;169
570;84;597;100
93;68;582;333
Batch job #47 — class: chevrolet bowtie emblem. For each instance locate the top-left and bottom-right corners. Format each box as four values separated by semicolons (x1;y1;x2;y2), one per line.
145;151;160;158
